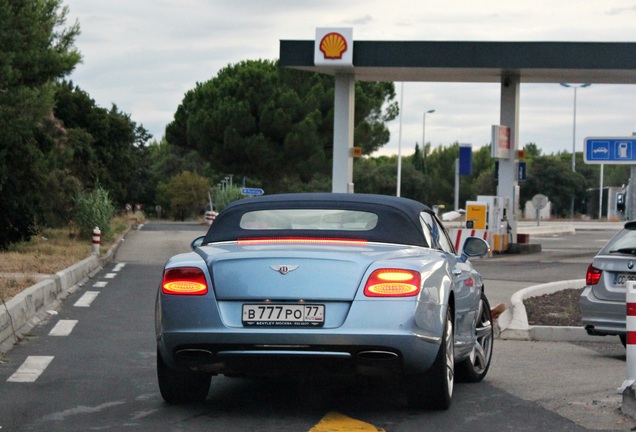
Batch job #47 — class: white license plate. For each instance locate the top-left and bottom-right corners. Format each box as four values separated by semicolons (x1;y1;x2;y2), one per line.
614;273;636;286
242;304;324;327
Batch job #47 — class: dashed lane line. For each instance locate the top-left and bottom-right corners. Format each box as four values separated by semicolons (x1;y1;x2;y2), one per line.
48;320;78;337
74;291;99;307
7;356;54;382
5;264;127;384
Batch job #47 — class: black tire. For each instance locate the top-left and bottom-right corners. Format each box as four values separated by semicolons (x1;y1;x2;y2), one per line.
157;349;211;404
406;306;454;410
456;291;494;383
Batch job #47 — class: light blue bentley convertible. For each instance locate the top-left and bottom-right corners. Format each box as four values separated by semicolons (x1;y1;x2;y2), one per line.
155;193;493;410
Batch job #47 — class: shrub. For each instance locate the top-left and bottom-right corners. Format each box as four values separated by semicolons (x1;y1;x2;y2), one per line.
73;185;115;240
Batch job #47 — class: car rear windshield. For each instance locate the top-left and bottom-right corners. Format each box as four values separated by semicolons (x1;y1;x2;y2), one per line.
601;228;636;254
239;209;378;231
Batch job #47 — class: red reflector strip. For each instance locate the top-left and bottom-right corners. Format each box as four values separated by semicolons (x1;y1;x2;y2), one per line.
627;332;636;345
628;303;636;316
237;237;367;246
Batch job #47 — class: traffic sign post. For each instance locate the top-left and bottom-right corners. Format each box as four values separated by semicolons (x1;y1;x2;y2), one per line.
584;137;636;220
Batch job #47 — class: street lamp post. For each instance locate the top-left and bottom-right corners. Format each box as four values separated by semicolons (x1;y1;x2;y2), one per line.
397;82;404;197
560;83;591;218
422;109;435;174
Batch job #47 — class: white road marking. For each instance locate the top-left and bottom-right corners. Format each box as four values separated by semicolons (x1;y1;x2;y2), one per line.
113;263;126;272
104;273;117;279
48;320;78;336
74;291;99;307
7;356;54;382
93;281;108;288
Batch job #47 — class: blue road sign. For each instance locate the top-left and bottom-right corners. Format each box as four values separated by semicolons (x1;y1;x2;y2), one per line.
458;144;472;176
517;161;526;181
584;137;636;164
241;187;264;196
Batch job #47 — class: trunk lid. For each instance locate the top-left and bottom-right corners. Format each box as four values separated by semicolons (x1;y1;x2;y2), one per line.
591;254;636;301
199;242;426;301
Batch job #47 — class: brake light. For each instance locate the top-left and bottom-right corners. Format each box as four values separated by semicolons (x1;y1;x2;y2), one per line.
364;269;421;297
162;267;208;295
586;264;602;285
237;237;367;246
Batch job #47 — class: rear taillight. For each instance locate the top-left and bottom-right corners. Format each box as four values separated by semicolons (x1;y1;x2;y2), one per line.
586;264;602;285
162;267;208;295
364;269;421;297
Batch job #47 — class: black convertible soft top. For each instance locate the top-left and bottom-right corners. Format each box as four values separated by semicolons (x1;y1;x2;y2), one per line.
203;193;435;248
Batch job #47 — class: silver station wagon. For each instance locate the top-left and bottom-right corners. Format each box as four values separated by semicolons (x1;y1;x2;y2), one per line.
581;221;636;346
155;193;493;409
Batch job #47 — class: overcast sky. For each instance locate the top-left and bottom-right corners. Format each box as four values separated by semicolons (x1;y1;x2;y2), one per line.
64;1;636;157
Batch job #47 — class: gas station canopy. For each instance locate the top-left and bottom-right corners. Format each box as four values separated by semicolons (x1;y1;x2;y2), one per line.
279;35;636;241
280;40;636;84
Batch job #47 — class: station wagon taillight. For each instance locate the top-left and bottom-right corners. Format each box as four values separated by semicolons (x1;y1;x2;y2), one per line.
162;267;208;295
364;269;421;297
586;264;602;286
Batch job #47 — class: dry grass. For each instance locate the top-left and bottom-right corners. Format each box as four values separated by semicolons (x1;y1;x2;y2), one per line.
0;216;135;302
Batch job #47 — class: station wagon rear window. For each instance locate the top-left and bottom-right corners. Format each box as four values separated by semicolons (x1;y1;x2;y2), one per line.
239;209;378;231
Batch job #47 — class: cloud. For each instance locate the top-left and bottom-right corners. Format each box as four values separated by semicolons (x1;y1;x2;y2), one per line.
65;0;636;157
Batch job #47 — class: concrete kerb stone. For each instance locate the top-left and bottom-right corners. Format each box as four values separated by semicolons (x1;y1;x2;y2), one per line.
0;230;127;355
497;278;601;342
517;224;576;237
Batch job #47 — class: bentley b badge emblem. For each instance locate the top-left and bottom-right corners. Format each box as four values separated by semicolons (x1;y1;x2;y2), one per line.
270;265;299;275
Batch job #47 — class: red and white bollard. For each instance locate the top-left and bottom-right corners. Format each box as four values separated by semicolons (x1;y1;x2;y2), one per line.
620;281;636;393
92;226;101;255
204;211;217;226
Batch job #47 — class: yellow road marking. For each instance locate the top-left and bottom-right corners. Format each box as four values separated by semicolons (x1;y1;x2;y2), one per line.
309;411;385;432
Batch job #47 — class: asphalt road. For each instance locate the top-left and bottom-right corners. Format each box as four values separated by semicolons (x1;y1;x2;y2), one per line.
472;228;615;306
0;222;633;431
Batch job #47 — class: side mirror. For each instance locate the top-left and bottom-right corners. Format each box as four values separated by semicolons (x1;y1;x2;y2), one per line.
191;236;205;251
460;237;490;262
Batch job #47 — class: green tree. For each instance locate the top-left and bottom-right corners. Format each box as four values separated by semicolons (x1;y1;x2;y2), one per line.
0;0;81;249
164;171;211;220
53;81;151;206
165;60;397;193
520;155;587;217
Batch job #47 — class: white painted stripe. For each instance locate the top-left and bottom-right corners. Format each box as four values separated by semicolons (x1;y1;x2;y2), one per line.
104;273;117;279
74;291;99;307
48;320;78;336
113;263;126;272
7;356;54;382
93;281;108;288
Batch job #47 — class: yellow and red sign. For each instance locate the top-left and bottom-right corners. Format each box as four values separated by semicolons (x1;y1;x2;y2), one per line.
314;28;353;68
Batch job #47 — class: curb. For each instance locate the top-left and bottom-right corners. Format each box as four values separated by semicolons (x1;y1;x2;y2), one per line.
517;224;576;237
496;278;606;342
0;232;127;355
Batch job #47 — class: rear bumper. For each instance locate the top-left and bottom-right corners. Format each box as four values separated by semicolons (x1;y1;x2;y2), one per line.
156;285;451;377
580;286;626;337
158;330;440;377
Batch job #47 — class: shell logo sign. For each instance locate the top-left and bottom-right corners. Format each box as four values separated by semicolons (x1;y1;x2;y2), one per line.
320;33;347;59
314;28;353;68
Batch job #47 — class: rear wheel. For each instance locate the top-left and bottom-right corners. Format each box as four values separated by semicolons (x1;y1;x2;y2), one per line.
456;291;494;383
157;349;211;404
406;306;454;410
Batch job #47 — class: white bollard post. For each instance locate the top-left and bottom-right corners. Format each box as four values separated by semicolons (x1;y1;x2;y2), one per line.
620;281;636;393
92;226;101;255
